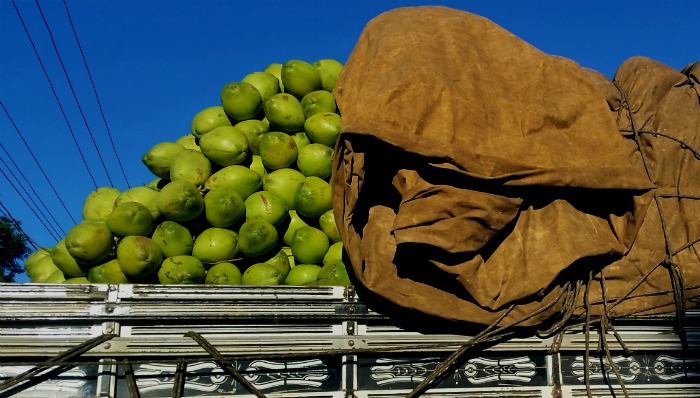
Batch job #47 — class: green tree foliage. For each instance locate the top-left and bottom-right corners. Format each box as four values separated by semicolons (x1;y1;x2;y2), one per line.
0;216;29;282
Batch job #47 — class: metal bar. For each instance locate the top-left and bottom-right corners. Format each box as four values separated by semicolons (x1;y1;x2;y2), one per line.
185;331;267;398
172;359;187;398
550;353;562;398
0;333;116;393
0;339;533;368
123;359;141;398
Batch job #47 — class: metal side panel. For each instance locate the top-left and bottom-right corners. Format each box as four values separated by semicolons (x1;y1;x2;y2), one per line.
558;350;700;397
357;323;554;352
109;357;348;398
116;284;348;301
0;326;107;357
559;325;700;352
106;284;358;320
0;283;111;321
1;283;699;398
0;283;110;300
562;385;700;398
353;389;552;398
350;352;552;397
0;363;100;398
93;323;351;357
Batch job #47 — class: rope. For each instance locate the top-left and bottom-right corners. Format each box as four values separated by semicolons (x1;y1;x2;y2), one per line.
584;273;593;398
405;280;576;397
400;78;700;397
599;270;630;398
571;77;700;398
599;271;630;355
611;82;697;331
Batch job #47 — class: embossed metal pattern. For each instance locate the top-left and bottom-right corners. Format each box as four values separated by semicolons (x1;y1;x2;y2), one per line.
0;365;98;398
562;352;700;385
113;358;342;397
355;354;548;390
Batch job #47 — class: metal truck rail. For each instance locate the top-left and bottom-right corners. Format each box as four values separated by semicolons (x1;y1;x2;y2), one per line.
1;283;698;397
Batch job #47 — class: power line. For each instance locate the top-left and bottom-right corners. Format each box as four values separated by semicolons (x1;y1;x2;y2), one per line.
0;165;61;243
0;152;64;240
10;0;99;190
0;200;40;251
0;142;66;236
0;99;78;225
61;0;132;189
33;0;115;187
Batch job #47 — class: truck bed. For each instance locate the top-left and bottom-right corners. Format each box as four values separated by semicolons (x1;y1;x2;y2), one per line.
1;283;698;397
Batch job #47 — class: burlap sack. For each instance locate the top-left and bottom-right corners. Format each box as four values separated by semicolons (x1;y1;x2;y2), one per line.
579;58;700;318
330;6;677;328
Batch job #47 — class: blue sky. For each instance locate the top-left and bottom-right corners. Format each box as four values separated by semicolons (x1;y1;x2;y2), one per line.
1;0;698;282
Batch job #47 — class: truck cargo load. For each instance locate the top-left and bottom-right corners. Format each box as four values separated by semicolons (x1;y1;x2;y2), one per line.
2;6;699;398
333;5;699;331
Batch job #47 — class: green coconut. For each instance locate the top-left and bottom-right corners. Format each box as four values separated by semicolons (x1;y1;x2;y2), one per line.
263;93;305;133
158;255;206;284
114;186;161;220
199;125;250;167
205;262;242;285
281;60;323;99
116;235;163;279
204;165;262;199
169;149;212;187
191;105;232;139
156;179;205;223
203;187;246;228
88;259;129;284
312;58;344;92
241;263;282;285
51;238;88;277
242;71;280;102
244;191;289;227
296;143;333;179
191;227;239;265
221;81;263;121
304;112;341;148
300;90;336;118
142;142;186;179
151;220;194;257
261;168;306;209
82;187;121;221
106;201;154;237
64;220;114;265
258;132;298;170
291;226;330;265
235;119;269;155
284;264;322;286
237;219;278;258
294;176;332;218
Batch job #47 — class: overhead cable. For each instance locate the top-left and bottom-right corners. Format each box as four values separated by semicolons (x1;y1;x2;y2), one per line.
0;165;61;243
10;0;99;190
0;143;66;236
61;0;132;188
0;99;78;225
0;200;40;251
34;0;115;187
0;154;63;240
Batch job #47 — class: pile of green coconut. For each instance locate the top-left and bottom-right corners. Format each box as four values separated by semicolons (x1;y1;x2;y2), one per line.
22;58;351;287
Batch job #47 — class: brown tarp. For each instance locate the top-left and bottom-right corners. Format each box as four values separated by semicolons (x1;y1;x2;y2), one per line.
331;6;700;328
580;58;700;319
